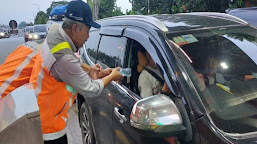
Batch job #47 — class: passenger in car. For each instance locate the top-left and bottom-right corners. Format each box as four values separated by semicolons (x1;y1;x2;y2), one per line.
204;56;226;85
137;50;166;98
137;50;177;144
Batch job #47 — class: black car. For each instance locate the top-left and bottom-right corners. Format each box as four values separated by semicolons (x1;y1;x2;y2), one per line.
0;27;10;39
226;7;257;27
77;13;257;144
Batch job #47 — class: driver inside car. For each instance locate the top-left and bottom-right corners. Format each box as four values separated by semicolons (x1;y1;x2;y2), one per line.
137;50;180;144
137;50;171;98
204;55;226;85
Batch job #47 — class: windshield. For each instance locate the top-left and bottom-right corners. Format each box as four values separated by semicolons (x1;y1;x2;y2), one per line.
34;25;46;32
25;27;33;32
167;26;257;134
0;28;4;32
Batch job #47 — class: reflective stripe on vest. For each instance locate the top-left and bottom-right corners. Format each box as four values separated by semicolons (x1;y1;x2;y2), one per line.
43;128;66;141
34;41;73;97
0;42;40;98
31;40;76;140
50;42;72;54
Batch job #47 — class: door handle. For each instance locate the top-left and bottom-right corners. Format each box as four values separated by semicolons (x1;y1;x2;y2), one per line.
114;107;127;123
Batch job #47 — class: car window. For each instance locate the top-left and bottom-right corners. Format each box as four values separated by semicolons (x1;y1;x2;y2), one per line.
167;26;257;134
25;27;33;32
97;36;127;69
34;25;46;32
84;30;100;63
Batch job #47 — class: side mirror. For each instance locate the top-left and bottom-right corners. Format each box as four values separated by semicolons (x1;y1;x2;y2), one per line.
130;94;186;137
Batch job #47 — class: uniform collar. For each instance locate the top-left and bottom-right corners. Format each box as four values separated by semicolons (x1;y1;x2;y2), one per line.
59;26;77;52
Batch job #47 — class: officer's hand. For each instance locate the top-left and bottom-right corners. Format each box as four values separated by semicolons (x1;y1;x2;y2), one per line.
110;67;124;81
93;63;102;71
98;68;112;78
88;64;101;80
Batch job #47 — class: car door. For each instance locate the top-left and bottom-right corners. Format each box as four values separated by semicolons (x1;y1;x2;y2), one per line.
80;28;119;143
84;26;128;144
111;26;178;144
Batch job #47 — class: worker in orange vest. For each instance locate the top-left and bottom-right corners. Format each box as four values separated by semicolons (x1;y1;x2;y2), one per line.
29;1;124;143
0;41;40;99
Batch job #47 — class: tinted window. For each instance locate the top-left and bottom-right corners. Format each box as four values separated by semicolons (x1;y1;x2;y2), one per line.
84;30;100;63
97;36;127;68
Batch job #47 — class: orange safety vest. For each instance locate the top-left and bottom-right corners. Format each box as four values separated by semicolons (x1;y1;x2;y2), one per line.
30;41;76;141
0;42;40;99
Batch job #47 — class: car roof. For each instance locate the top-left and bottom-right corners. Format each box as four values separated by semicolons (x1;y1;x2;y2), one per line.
96;12;248;33
226;7;257;27
226;6;257;13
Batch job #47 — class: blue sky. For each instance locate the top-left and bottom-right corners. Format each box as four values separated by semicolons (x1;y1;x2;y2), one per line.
0;0;132;25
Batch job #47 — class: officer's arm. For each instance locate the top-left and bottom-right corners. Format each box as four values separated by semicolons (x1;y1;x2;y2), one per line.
81;63;92;72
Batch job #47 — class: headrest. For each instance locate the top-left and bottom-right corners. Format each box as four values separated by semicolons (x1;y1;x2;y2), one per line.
137;51;148;73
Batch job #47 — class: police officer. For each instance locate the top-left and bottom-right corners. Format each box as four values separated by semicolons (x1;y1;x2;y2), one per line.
29;1;123;143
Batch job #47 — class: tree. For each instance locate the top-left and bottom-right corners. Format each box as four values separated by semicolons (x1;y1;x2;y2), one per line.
34;11;48;24
129;0;174;15
174;0;257;13
130;0;257;15
98;0;116;19
112;5;124;17
87;0;94;12
87;0;122;19
126;9;136;15
26;22;33;26
18;21;26;29
176;0;231;12
37;15;47;24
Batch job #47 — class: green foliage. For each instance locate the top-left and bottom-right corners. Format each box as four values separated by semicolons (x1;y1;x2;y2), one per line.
34;11;48;24
130;0;257;14
37;15;47;24
129;0;173;15
99;0;116;19
26;22;34;26
88;0;123;19
126;9;135;15
18;21;26;28
87;0;94;11
113;5;124;16
174;0;257;13
181;0;231;12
